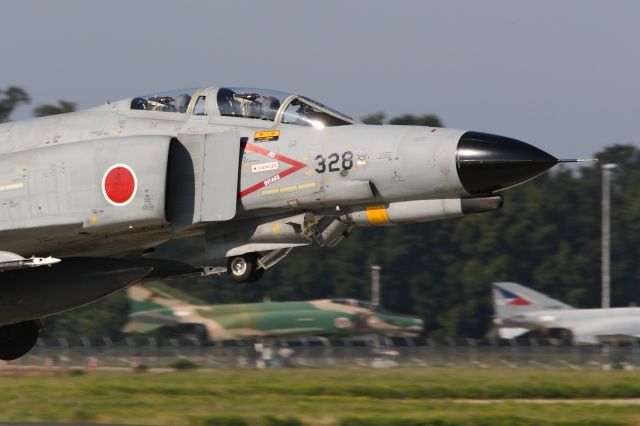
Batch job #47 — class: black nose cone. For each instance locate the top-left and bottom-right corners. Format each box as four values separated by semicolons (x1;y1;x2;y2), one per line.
456;131;558;194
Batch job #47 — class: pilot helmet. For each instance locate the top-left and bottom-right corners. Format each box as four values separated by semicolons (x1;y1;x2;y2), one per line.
217;88;237;115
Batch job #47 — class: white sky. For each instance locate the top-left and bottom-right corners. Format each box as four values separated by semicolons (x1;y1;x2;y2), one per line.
2;0;639;159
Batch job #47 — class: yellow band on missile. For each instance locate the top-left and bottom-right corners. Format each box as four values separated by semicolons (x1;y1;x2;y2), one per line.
366;205;389;224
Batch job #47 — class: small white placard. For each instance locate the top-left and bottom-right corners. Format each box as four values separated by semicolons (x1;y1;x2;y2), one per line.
252;161;279;173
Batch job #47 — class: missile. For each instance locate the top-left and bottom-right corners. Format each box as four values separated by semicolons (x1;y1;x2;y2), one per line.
0;252;61;271
29;256;61;267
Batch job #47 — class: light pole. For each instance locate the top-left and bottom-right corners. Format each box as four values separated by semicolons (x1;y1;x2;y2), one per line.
601;163;617;308
371;265;381;309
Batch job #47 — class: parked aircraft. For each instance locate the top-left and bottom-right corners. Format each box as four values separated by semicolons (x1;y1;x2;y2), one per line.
493;282;640;343
124;282;423;341
0;85;572;359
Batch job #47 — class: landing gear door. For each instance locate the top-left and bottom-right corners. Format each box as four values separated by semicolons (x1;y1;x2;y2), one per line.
201;130;242;221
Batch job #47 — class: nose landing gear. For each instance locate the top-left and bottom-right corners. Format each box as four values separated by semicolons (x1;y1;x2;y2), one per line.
226;252;264;283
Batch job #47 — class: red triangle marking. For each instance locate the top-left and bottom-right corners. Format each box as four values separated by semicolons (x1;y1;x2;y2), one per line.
239;143;308;198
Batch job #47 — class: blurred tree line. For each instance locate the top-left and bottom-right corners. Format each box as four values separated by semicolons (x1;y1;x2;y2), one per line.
2;86;637;339
0;85;76;122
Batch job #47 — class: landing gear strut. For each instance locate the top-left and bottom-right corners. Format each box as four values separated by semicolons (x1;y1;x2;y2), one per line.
226;252;264;283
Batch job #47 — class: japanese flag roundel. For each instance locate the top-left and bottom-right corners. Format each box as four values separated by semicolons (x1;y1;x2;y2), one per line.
102;164;138;206
334;317;352;329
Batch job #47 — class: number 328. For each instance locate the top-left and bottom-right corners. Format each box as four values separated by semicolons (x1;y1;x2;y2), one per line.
314;151;353;173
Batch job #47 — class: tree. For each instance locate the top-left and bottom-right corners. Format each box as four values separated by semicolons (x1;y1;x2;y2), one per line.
33;100;76;117
0;86;30;123
361;112;386;125
360;112;443;127
389;113;442;127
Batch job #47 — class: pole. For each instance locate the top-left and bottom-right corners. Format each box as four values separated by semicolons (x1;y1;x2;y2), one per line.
601;164;616;308
371;265;381;308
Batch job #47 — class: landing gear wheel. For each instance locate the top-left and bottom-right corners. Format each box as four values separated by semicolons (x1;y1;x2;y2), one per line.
227;252;264;283
248;267;265;283
0;320;39;361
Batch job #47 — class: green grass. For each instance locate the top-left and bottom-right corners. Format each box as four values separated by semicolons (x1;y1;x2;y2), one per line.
1;369;640;425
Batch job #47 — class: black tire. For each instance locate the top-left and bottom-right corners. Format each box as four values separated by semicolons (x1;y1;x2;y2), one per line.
227;252;260;283
0;320;39;361
247;266;265;283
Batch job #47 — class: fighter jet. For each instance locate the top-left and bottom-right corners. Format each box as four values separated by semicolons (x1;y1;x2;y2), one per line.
124;282;423;341
493;282;640;343
0;85;571;360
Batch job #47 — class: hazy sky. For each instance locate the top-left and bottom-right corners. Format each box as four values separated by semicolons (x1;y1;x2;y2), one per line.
2;0;639;159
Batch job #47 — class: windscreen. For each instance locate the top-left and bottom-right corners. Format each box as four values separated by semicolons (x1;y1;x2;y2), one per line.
281;97;353;127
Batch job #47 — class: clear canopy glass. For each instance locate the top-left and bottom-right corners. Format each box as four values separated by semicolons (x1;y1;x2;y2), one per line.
130;88;197;113
218;87;355;127
129;86;356;127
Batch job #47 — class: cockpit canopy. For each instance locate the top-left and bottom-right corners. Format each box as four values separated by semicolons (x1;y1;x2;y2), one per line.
130;88;194;113
331;298;385;312
217;87;355;127
130;87;355;127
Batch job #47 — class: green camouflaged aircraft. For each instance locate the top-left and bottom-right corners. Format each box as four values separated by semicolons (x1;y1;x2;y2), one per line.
124;282;423;341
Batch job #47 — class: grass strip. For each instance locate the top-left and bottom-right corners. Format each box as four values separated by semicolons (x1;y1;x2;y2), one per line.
0;369;639;425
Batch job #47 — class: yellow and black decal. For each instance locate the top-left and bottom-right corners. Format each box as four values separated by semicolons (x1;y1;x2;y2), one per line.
254;130;280;142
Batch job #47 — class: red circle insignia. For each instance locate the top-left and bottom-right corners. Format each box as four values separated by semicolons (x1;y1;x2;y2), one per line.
334;317;352;329
102;164;137;206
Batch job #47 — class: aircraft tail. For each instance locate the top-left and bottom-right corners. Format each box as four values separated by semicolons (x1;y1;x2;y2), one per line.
123;282;206;333
127;281;206;312
492;282;573;320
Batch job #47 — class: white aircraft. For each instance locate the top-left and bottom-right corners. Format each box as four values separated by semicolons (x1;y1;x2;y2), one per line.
492;282;640;344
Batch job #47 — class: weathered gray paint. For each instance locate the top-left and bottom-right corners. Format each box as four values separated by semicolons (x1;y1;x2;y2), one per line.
201;131;241;222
